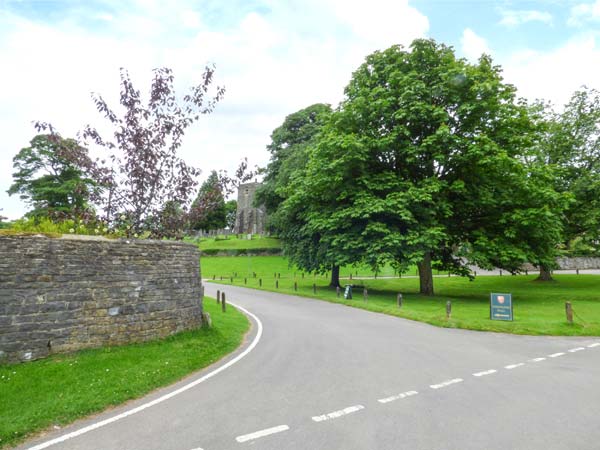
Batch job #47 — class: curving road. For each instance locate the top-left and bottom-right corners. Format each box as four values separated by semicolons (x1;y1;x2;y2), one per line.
20;284;600;450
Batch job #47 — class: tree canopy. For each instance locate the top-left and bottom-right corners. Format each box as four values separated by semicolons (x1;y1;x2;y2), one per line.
281;39;565;294
7;134;97;220
190;170;227;231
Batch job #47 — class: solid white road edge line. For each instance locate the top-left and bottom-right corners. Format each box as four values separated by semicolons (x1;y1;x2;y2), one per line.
530;357;546;362
26;302;263;450
588;343;600;348
312;405;365;422
473;369;497;377
504;363;525;369
568;347;585;353
548;352;565;358
430;378;463;389
378;390;419;404
235;425;289;443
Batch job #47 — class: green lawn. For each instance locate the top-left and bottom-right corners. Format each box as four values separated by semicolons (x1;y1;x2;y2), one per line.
185;235;282;250
207;258;600;336
0;299;249;449
201;255;421;280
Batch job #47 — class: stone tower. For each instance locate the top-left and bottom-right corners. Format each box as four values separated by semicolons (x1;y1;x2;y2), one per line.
234;182;266;234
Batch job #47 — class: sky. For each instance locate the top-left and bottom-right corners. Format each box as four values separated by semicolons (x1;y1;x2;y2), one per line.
1;0;599;220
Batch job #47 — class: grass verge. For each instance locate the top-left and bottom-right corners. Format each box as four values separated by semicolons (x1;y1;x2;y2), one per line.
0;299;249;449
211;273;600;336
186;235;282;251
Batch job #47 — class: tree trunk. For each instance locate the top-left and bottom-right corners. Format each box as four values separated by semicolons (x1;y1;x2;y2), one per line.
329;264;340;288
417;252;434;296
536;265;554;281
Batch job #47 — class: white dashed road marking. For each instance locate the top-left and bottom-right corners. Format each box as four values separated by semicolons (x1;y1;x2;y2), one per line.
473;369;497;377
548;352;565;358
530;357;546;362
568;347;586;353
588;343;600;348
430;378;463;389
312;405;365;422
378;390;419;404
504;363;525;369
235;425;289;443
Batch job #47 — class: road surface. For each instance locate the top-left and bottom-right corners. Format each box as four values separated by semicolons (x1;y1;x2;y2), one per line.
19;284;600;450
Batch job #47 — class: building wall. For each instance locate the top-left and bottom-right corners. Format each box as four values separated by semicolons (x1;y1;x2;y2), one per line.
0;235;203;363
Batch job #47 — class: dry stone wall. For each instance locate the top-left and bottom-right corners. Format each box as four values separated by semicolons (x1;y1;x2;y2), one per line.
0;235;203;363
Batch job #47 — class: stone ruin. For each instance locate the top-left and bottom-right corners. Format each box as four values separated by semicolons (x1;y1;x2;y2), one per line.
234;182;266;235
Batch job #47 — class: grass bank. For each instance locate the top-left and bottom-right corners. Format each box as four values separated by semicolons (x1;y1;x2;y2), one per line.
210;268;600;336
186;235;282;251
0;299;249;449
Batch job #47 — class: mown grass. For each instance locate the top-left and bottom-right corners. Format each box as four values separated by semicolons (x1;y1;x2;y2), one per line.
0;299;249;449
201;255;422;279
208;259;600;336
185;235;282;250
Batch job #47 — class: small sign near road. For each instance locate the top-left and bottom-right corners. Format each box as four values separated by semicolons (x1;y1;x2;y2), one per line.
490;293;513;321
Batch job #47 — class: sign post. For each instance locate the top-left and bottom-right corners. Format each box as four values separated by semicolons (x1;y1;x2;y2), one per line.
490;293;513;321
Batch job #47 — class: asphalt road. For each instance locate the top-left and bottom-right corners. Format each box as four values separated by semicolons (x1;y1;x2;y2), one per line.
20;284;600;450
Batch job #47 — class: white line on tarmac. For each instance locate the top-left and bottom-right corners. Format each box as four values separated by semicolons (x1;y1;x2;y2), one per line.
235;425;289;443
312;405;365;422
504;363;525;369
568;347;586;353
530;357;546;362
378;390;419;404
25;302;263;450
473;369;497;377
588;343;600;348
430;378;463;389
548;352;565;358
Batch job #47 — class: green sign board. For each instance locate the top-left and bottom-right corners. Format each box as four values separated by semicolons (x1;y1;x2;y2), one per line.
490;293;513;321
344;285;353;300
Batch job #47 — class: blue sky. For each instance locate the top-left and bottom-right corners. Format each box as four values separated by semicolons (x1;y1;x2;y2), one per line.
1;0;599;219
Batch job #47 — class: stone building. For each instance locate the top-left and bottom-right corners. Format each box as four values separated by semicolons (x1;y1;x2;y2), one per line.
234;182;266;234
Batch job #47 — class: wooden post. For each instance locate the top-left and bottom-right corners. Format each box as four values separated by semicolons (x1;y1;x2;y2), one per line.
397;293;403;308
294;281;297;291
244;278;247;285
221;292;226;312
220;275;223;281
525;269;528;276
230;276;233;283
274;272;276;278
336;286;340;298
499;270;503;276
576;269;580;275
446;301;451;319
349;273;353;281
276;280;279;289
213;275;215;280
363;288;368;302
302;273;304;279
259;278;262;287
565;302;573;323
278;273;281;279
216;289;220;304
448;272;451;277
313;283;316;294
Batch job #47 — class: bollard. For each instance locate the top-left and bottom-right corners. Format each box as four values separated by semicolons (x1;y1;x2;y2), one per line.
336;286;340;298
294;281;297;291
448;272;451;277
302;273;304;279
221;292;226;312
576;269;580;275
253;272;256;278
349;273;353;281
446;301;451;319
278;273;281;279
216;289;220;304
397;293;403;308
213;275;216;280
230;276;233;283
220;275;223;281
363;288;368;302
274;272;277;278
565;302;573;323
244;278;247;285
525;269;528;276
375;272;378;279
399;272;402;278
499;270;503;276
276;280;279;289
313;283;316;294
259;278;262;287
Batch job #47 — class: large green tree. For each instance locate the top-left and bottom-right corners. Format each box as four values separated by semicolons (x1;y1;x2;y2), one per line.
543;88;600;259
282;39;564;295
255;104;340;285
7;134;97;220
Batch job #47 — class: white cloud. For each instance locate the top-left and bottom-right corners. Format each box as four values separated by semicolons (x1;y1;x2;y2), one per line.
499;9;553;27
0;1;429;219
502;34;600;107
568;1;600;26
460;28;490;61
